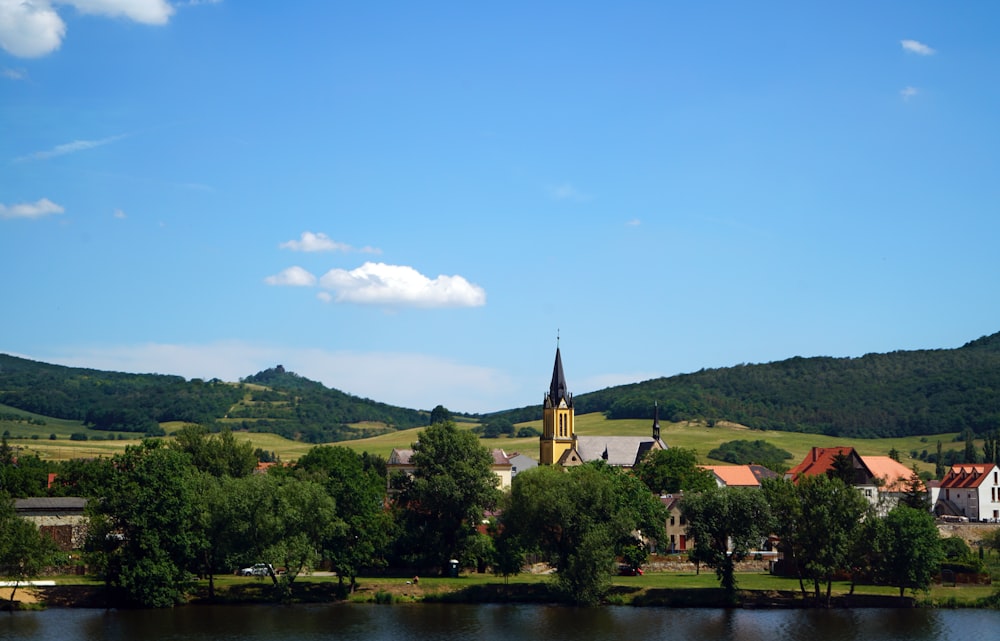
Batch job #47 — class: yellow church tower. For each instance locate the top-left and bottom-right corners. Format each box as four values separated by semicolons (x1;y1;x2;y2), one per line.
540;344;575;465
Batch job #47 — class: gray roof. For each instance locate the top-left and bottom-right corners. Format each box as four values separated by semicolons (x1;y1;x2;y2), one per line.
14;497;87;512
575;436;667;467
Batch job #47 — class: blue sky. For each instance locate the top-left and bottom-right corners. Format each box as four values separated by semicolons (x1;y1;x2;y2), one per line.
2;1;999;414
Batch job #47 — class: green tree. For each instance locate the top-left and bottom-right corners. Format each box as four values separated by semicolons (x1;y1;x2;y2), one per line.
680;486;771;603
169;425;257;478
827;452;857;486
961;428;978;464
295;446;391;592
220;471;340;600
0;439;49;497
775;474;871;605
429;405;452;425
634;448;715;495
0;492;61;608
86;441;201;607
899;466;930;511
880;505;944;598
500;462;665;605
395;421;501;575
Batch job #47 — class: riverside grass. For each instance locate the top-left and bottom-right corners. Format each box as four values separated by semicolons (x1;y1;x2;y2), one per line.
6;403;958;475
30;569;997;608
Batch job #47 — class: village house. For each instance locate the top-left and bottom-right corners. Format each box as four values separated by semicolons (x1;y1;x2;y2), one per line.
387;447;516;490
785;446;923;513
13;497;88;551
700;464;780;488
659;492;691;553
934;463;1000;522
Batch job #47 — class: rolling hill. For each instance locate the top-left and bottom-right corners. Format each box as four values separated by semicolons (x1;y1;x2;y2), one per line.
488;331;1000;439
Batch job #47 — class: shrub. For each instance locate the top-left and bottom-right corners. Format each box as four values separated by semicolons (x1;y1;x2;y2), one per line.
69;432;89;441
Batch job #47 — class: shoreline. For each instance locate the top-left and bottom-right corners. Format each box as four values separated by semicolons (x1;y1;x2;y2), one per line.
6;577;996;611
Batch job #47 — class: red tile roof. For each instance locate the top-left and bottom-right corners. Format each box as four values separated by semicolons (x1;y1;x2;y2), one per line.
939;464;998;489
786;446;857;480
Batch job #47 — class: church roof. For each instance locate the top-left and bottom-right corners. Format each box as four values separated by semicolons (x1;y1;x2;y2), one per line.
575;435;667;468
548;347;570;406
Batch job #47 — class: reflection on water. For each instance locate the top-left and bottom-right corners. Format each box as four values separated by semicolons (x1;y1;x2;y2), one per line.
0;604;994;641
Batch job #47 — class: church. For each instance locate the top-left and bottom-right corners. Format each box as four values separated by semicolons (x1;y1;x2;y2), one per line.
539;344;667;468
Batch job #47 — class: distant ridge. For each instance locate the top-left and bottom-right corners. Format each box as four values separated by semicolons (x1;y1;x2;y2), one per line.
487;332;1000;439
0;354;429;443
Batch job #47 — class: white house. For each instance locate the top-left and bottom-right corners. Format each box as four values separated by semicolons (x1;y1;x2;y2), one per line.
935;463;1000;522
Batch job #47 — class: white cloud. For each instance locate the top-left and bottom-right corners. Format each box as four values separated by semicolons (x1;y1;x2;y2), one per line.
264;266;317;287
279;231;383;254
15;134;124;162
548;183;591;202
31;341;519;413
0;0;173;58
0;197;65;219
0;0;66;57
900;86;919;101
319;262;486;308
60;0;173;24
2;67;27;80
280;231;351;253
901;39;935;56
113;208;127;219
626;218;641;226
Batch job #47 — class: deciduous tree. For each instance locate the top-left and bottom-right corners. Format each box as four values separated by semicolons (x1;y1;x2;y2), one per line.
880;505;944;598
501;462;665;605
394;421;500;575
0;492;61;608
634;448;715;495
681;486;771;603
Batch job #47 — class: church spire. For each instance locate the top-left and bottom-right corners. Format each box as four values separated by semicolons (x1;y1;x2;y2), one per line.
548;345;570;406
652;401;661;441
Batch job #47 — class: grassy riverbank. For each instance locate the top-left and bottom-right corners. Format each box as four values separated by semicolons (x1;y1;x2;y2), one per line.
13;570;997;610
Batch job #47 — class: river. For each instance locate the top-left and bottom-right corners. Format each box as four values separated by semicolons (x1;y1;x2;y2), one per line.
0;604;996;641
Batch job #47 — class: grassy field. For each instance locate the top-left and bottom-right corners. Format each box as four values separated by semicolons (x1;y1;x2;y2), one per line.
4;402;963;474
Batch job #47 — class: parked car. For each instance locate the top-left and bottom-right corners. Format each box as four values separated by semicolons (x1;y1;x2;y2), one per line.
239;563;273;577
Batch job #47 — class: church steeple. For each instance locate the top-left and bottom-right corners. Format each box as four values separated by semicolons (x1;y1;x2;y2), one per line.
540;340;576;465
547;346;571;408
652;401;661;441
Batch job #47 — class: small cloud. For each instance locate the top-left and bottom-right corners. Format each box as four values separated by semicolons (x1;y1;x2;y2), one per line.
901;39;935;56
0;197;65;220
0;0;174;58
280;231;351;253
900;86;919;101
319;262;486;308
113;209;127;219
548;183;591;202
264;266;317;287
15;134;125;162
2;67;27;80
626;218;641;227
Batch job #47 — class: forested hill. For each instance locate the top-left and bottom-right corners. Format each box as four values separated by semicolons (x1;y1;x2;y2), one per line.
490;332;1000;439
0;355;428;442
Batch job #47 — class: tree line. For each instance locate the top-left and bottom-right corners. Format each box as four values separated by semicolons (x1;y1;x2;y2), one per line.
5;423;979;608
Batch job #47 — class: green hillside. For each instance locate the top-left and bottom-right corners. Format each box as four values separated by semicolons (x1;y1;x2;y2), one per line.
0;355;430;443
489;331;1000;439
